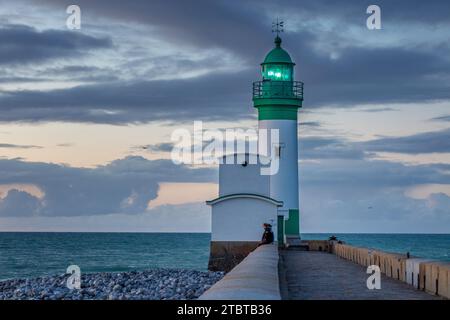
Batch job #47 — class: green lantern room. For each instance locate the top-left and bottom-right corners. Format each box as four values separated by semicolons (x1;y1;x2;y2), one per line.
261;36;294;81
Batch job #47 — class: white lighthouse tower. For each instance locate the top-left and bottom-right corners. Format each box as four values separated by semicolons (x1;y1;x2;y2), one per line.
253;33;303;246
207;29;304;271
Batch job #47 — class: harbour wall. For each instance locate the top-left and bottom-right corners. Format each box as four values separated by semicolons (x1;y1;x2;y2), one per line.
201;239;449;299
199;244;281;300
208;241;260;272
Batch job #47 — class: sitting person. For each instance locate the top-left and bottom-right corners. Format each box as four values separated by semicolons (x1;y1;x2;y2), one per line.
258;223;274;246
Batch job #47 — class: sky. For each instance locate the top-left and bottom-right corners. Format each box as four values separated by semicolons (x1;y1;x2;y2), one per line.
0;0;449;233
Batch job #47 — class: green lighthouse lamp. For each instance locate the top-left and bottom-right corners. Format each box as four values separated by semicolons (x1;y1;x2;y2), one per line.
262;36;293;82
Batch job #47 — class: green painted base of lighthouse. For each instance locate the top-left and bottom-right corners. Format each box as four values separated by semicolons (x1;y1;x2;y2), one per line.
277;215;285;246
281;209;301;246
285;209;300;235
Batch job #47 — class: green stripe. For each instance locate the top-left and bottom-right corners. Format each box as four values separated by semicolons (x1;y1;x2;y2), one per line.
257;106;298;120
277;215;285;245
285;209;300;236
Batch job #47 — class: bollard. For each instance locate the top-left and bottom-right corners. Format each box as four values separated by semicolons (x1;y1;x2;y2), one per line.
423;262;435;293
437;263;450;299
419;262;428;291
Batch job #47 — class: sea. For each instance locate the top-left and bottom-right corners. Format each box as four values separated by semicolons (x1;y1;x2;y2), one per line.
0;232;449;281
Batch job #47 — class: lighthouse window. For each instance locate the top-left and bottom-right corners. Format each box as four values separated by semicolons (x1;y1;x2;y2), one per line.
274;143;285;158
275;146;281;158
263;65;292;81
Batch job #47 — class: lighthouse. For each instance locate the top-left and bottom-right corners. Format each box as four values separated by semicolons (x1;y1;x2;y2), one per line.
207;27;304;271
253;33;303;246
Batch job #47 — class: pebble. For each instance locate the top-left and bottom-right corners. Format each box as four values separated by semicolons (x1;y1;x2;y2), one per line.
0;269;224;300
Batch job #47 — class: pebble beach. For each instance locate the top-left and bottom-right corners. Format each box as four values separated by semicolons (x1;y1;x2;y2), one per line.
0;269;224;300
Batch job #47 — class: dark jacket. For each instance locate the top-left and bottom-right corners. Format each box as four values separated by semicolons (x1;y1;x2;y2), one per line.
260;227;274;245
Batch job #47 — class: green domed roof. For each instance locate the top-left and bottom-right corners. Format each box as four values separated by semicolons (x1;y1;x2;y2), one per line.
262;36;294;65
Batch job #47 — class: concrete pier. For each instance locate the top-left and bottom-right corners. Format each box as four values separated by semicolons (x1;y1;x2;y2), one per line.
199;244;281;300
200;240;449;300
280;250;440;300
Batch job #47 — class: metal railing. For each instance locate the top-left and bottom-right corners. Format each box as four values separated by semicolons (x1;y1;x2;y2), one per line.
252;80;304;99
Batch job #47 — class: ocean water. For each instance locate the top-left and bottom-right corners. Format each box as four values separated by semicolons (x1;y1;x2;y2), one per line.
0;232;449;281
302;233;450;261
0;233;210;281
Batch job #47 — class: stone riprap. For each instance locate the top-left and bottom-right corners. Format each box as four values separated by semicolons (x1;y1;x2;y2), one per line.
0;269;224;300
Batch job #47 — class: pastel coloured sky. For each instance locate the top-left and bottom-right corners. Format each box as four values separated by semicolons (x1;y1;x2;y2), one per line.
0;0;449;232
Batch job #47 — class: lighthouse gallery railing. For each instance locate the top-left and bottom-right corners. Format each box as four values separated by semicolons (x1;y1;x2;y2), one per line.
252;80;304;100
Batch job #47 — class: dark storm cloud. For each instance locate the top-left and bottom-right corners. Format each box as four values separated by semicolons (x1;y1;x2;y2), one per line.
301;158;450;188
0;71;254;124
44;65;120;82
142;129;450;162
299;128;450;160
0;152;448;218
0;152;450;221
300;136;367;160
298;45;450;107
0;156;215;217
0;24;113;65
363;128;450;154
1;43;448;124
431;115;450;122
0;65;118;84
0;76;51;83
298;151;450;232
41;0;268;59
40;0;450;56
0;0;449;123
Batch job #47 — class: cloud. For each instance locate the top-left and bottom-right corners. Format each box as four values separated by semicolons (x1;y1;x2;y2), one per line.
0;24;113;65
299;157;450;232
299;136;367;160
0;143;42;149
362;128;450;154
0;202;211;232
2;37;448;124
299;129;450;161
299;121;321;127
431;115;450;122
140;142;175;153
301;186;450;233
0;133;449;231
0;1;448;123
301;158;450;189
56;143;74;147
357;107;398;113
0;156;215;217
0;189;42;217
0;71;253;124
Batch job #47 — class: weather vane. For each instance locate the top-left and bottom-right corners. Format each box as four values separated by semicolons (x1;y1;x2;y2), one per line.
272;18;284;37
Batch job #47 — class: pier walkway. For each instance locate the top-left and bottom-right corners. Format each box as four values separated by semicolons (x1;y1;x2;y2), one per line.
280;250;440;300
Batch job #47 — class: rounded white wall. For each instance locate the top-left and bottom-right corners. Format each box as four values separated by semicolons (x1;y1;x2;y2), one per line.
211;197;278;241
219;154;270;197
258;119;299;210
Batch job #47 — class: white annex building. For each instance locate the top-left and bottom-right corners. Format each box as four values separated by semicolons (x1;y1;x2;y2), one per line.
207;153;282;243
